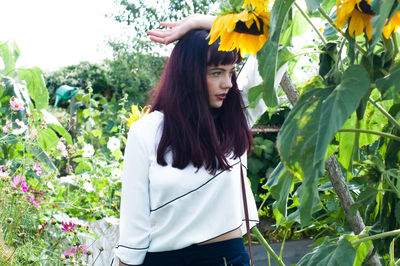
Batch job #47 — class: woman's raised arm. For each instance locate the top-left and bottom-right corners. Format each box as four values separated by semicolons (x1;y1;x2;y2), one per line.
147;14;215;45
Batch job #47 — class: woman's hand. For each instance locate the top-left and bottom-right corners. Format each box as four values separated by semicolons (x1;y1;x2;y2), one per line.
147;14;216;45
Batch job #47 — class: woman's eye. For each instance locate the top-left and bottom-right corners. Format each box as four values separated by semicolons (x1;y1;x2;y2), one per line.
211;72;222;76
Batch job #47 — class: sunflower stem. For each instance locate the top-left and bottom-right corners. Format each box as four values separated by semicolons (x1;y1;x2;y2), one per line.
294;2;327;45
369;97;400;131
338;128;400;142
393;34;399;58
351;229;400;246
317;7;367;55
251;227;286;266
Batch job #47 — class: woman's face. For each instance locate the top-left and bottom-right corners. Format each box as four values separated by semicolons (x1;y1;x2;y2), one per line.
206;63;235;108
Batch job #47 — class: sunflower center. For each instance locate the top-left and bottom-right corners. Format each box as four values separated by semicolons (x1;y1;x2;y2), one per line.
355;0;375;15
234;19;264;35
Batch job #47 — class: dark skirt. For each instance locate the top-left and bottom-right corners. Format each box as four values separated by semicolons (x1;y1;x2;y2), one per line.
143;238;250;266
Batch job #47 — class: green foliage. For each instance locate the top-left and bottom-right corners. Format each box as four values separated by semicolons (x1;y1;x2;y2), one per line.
297;238;357;266
257;0;295;107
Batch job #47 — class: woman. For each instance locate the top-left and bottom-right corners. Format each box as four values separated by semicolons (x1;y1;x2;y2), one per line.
115;15;265;266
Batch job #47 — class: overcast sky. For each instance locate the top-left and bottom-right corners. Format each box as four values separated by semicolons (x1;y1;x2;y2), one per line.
0;0;128;71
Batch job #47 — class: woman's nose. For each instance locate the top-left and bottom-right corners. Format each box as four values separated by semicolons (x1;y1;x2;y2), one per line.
223;75;232;89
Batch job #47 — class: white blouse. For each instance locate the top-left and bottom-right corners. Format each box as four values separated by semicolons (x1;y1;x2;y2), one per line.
114;55;280;265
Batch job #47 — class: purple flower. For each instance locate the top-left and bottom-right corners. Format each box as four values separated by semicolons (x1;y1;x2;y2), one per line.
10;97;24;111
61;221;76;232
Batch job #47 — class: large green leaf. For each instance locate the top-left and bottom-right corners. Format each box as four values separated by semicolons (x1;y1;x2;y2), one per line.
376;63;400;102
280;10;308;46
17;67;49;110
49;124;73;145
278;82;334;224
257;0;294;107
0;41;20;76
37;128;59;152
314;65;370;167
297;238;356;266
305;0;323;12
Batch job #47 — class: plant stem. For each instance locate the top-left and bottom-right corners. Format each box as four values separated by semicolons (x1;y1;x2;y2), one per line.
294;2;327;45
351;229;400;246
251;227;285;266
369;97;400;131
317;7;367;55
338;128;400;142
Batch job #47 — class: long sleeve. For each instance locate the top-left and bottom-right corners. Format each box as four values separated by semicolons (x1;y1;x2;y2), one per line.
237;55;287;127
115;123;151;265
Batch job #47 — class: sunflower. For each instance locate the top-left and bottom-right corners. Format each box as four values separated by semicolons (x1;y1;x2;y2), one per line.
126;104;151;128
383;11;400;39
207;0;271;56
336;0;375;40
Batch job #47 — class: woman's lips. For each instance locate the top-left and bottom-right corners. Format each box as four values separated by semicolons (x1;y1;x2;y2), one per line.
216;94;226;100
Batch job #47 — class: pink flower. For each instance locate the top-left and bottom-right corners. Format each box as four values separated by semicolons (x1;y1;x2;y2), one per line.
57;141;68;157
63;248;75;258
76;244;88;254
32;162;43;176
10;97;24;111
10;175;28;192
61;221;76;232
10;175;21;188
2;121;12;133
28;194;39;207
38;222;47;233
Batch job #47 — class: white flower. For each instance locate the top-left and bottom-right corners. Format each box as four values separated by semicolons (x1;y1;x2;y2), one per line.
29;128;38;139
13;119;27;135
107;136;120;152
81;172;90;181
57;141;68;157
104;216;119;226
83;182;94;193
47;181;55;192
111;168;122;179
82;143;94;158
59;175;75;184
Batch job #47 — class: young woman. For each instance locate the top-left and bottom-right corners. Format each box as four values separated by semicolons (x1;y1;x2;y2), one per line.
114;15;266;266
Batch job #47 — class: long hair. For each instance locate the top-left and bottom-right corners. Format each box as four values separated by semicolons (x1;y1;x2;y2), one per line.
151;29;252;174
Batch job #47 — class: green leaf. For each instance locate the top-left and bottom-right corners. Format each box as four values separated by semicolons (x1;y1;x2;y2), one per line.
257;0;295;107
37;128;59;152
248;85;263;108
370;0;396;49
27;145;58;172
0;135;18;145
353;240;372;266
305;0;323;12
280;11;309;46
0;41;20;76
298;238;356;266
376;63;400;101
49;124;73;145
270;171;294;216
314;65;370;168
264;162;285;188
278;84;334;224
17;67;49;110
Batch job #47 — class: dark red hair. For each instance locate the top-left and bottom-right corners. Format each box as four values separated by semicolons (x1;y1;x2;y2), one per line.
151;29;252;174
